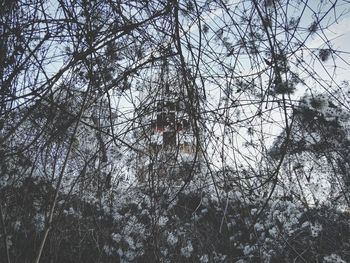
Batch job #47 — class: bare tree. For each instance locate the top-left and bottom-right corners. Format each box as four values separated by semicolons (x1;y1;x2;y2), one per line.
1;0;350;262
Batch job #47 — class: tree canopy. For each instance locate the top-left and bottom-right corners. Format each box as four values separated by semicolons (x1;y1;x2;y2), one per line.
1;0;350;262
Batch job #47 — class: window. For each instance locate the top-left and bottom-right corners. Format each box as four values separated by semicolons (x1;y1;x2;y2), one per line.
183;119;190;130
157;101;163;112
165;112;175;128
166;101;175;111
163;131;176;146
176;121;183;131
156;113;165;131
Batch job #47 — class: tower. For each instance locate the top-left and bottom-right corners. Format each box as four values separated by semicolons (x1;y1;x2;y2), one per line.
135;63;203;185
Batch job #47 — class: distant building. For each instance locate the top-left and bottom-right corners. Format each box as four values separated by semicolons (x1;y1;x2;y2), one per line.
135;66;203;184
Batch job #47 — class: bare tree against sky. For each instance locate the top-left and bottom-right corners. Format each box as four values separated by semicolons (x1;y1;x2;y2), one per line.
1;0;350;262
